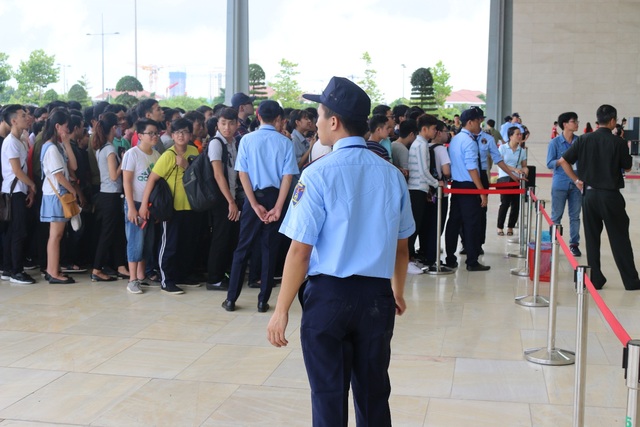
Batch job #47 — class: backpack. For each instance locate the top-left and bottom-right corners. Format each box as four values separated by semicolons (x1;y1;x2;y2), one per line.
429;143;442;180
148;152;178;222
182;137;227;212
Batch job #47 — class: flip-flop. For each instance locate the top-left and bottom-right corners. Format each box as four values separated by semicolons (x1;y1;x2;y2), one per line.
507;230;514;236
497;230;505;236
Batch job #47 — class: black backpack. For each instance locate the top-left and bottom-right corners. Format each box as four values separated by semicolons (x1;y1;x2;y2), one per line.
182;137;228;211
148;170;176;222
429;143;442;180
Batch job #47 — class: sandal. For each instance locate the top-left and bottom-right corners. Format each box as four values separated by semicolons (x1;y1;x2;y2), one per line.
497;229;505;236
507;229;514;236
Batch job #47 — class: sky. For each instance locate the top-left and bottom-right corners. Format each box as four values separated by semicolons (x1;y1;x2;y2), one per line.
0;0;490;103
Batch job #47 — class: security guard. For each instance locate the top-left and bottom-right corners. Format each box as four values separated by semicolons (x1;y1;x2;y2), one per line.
222;100;299;312
266;77;415;426
445;107;491;271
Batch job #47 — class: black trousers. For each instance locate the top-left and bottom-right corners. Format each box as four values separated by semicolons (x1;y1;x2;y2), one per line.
420;196;449;265
497;176;519;229
301;275;395;427
479;171;489;245
445;181;482;266
2;192;28;274
207;202;239;284
409;190;429;259
92;192;126;270
583;189;640;289
158;210;195;287
226;187;281;304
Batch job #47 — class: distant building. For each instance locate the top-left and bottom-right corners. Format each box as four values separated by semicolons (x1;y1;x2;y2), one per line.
93;90;162;102
445;89;485;109
169;72;187;97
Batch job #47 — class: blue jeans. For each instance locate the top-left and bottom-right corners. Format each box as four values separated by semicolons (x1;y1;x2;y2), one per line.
124;201;155;263
551;184;582;245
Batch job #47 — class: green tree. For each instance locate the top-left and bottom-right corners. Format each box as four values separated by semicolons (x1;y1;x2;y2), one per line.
0;85;16;103
114;93;139;108
67;83;91;106
410;67;437;112
431;60;452;108
212;88;225;106
249;63;268;101
14;49;59;100
358;52;383;106
115;75;144;92
43;88;59;103
0;52;12;94
160;95;210;111
270;58;302;108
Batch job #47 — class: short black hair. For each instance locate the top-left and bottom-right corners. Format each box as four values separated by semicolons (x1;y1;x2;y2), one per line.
368;114;389;134
392;105;409;123
2;104;24;126
184;110;205;124
557;112;577;131
171;117;193;133
487;119;496;127
398;119;417;138
34;107;47;119
417;114;439;131
405;106;424;121
136;99;158;118
196;105;213;115
323;105;367;137
135;118;159;134
212;103;227;116
218;107;238;122
596;104;617;125
205;117;218;137
371;104;391;116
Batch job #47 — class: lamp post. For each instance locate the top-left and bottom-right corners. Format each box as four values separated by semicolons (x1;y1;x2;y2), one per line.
401;64;406;100
87;13;119;98
56;63;71;94
134;0;138;79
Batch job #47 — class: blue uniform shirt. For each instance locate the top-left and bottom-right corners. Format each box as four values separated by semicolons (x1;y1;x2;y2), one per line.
500;122;524;142
235;124;299;190
280;136;415;279
477;131;503;170
547;133;578;190
449;129;480;182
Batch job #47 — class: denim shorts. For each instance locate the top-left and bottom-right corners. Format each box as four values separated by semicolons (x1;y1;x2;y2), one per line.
124;200;155;262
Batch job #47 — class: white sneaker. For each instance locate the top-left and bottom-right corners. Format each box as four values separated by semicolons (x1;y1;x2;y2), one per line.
407;262;424;275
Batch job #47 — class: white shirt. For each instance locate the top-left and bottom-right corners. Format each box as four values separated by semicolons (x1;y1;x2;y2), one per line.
1;133;29;194
121;146;161;202
41;142;69;196
208;132;238;199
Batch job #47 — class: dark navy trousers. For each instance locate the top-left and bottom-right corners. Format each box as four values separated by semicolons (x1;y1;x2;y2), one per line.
226;187;280;304
445;181;482;266
301;274;395;427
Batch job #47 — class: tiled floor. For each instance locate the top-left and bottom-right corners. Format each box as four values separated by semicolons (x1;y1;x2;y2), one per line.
1;142;639;426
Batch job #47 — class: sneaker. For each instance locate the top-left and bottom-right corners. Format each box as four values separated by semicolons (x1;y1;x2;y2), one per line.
10;272;36;284
570;245;582;257
127;280;143;294
24;258;38;270
161;284;185;295
1;271;10;280
140;276;161;287
205;281;228;291
178;279;202;287
407;262;424;275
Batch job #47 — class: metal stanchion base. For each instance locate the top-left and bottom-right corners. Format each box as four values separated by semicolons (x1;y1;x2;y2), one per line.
515;294;549;307
507;237;519;244
508;251;526;258
425;265;455;275
524;347;575;365
511;267;529;277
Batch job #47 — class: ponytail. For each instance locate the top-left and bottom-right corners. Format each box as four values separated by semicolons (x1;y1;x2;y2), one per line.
91;111;118;151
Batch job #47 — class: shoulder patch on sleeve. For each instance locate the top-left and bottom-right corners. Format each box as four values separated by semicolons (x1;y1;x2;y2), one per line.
292;181;306;206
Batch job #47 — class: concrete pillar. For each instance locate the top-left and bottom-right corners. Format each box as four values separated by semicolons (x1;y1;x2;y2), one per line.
486;0;513;123
225;0;249;105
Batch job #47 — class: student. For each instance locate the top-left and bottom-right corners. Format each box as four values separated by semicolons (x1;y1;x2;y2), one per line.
206;108;240;291
122;119;161;294
40;109;77;284
289;109;315;168
1;105;37;284
139;117;200;295
366;114;392;161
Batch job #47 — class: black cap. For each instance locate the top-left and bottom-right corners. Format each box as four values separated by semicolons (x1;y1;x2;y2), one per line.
303;77;371;122
460;107;483;123
231;92;256;109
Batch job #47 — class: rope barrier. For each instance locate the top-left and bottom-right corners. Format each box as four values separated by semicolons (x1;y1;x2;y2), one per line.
444;188;525;195
584;275;632;347
490;182;520;188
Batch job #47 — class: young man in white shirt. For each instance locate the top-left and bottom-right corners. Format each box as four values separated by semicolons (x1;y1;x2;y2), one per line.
1;105;37;284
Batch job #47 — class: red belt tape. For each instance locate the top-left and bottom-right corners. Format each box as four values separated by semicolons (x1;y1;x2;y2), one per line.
490;182;520;188
444;188;525;195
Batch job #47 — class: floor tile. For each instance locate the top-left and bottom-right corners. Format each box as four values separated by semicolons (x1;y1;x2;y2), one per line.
424;398;532;427
0;367;64;411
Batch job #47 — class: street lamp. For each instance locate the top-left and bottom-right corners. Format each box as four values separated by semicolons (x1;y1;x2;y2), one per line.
56;63;71;94
87;13;119;98
401;64;406;100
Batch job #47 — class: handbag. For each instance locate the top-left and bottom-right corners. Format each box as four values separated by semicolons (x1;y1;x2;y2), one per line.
46;177;81;219
0;178;19;222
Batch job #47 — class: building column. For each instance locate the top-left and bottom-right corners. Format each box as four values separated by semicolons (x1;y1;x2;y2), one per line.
225;0;249;104
486;0;513;123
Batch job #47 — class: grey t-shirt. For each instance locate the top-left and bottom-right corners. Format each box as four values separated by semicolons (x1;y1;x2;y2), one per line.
97;143;123;193
391;141;409;170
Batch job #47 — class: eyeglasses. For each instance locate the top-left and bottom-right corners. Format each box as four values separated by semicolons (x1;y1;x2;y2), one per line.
141;131;159;137
173;130;191;136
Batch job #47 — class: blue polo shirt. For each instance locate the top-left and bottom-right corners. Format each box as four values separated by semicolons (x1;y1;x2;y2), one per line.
547;133;578;190
449;129;480;182
500;122;524;142
235;124;299;190
477;131;503;170
280;136;415;279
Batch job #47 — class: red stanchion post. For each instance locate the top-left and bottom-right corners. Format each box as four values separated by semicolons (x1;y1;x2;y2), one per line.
524;224;575;365
573;265;590;427
516;199;550;307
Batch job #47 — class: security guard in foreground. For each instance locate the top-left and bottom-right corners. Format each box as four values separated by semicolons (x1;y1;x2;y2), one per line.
267;77;415;427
